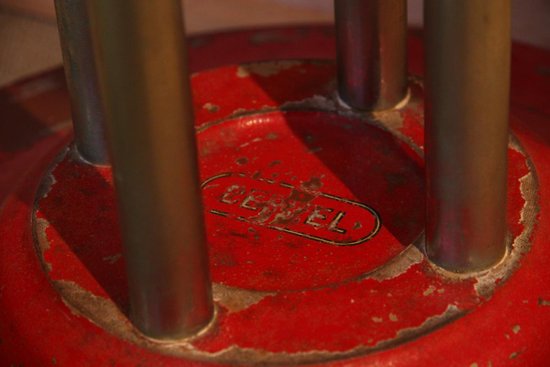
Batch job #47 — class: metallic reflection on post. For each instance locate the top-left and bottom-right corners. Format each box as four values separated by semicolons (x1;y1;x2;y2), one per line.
87;0;213;339
425;0;511;272
335;0;407;111
54;0;108;164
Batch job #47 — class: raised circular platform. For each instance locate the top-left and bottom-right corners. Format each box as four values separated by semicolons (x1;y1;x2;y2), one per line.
34;61;537;365
1;26;550;366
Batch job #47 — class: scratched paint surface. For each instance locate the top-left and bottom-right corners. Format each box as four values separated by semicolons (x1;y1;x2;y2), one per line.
200;111;421;292
33;62;533;363
0;26;549;366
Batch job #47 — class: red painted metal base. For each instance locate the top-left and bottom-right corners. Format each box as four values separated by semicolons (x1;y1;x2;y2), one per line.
1;26;550;366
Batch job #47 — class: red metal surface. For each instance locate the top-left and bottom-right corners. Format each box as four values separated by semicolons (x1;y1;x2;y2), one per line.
0;26;550;366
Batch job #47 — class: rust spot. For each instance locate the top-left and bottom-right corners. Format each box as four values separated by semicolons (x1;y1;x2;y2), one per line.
215;252;238;267
203;102;220;113
265;132;278;140
386;305;463;344
239;137;263;148
236;67;250;78
33;217;53;273
212;283;273;313
54;280;140;344
235;157;249;166
371;109;404;131
288;188;316;203
35;171;57;199
301;177;323;191
230;107;248;118
417;143;537;296
423;285;436;296
368;246;424;282
228;230;249;239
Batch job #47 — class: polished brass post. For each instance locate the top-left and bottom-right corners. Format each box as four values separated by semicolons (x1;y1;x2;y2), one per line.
335;0;407;110
425;0;511;272
55;0;108;164
87;0;213;338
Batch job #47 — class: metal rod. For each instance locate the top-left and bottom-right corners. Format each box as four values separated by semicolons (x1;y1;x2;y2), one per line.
425;0;511;272
334;0;407;111
87;0;213;338
54;0;108;164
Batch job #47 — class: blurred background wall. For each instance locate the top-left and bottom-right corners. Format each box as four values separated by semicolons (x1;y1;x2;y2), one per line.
0;0;548;86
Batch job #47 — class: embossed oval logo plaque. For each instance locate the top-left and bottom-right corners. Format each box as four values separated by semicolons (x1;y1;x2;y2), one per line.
202;172;381;246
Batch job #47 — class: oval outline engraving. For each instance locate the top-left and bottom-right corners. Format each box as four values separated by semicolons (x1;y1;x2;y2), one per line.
202;172;382;246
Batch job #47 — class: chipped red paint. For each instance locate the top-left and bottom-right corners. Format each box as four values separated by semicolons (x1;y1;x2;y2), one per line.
0;26;549;366
28;61;534;364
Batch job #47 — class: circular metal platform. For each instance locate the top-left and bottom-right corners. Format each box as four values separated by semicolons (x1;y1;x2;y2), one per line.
1;26;550;366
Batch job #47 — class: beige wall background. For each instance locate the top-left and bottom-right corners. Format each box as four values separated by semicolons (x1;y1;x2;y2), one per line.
0;0;548;86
